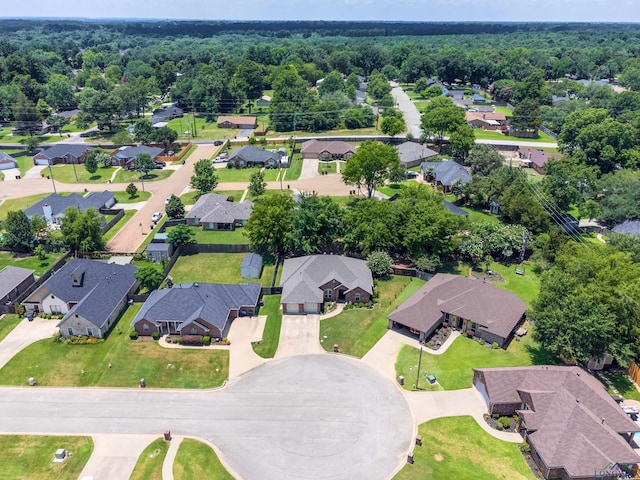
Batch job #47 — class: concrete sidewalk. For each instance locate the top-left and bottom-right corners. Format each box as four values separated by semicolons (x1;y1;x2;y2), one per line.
162;435;183;480
79;434;159;480
0;316;58;370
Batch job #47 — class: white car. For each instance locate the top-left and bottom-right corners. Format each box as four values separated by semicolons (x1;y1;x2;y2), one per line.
151;211;163;223
165;197;171;204
219;151;228;158
212;157;227;163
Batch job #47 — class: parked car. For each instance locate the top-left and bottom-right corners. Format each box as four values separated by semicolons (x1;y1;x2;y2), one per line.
79;131;94;138
212;156;226;163
405;171;419;179
154;161;166;169
151;211;163;223
213;140;223;146
219;152;228;158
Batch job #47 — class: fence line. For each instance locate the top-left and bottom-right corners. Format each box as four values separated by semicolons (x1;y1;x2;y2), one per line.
100;209;125;234
539;125;558;140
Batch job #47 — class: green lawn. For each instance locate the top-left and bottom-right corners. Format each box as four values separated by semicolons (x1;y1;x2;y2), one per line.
378;183;405;197
330;195;360;208
0;126;60;144
49;165;115;183
191;227;249;245
0;251;66;277
0;149;33;176
173;438;234;480
393;417;535;480
246;188;293;202
486;261;541;306
0;304;229;389
320;276;425;358
129;437;169;480
473;129;556;144
284;155;303;181
0;314;22;343
113;190;151;204
0;193;50;221
180;190;245;206
113;168;174;184
602;372;640;402
167;114;240;140
169;252;273;285
262;167;281;182
493;105;513;116
253;295;282;358
396;323;555;391
0;435;93;480
103;210;135;243
318;161;338;174
462;207;501;224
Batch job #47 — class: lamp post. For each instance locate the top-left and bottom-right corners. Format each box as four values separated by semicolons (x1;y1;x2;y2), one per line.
139;222;143;235
47;161;57;194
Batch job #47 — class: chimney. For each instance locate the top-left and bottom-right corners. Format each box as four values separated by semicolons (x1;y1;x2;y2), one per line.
42;204;53;224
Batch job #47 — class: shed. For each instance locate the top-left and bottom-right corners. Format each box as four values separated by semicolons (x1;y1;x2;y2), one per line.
151;233;168;244
241;253;263;279
146;243;173;264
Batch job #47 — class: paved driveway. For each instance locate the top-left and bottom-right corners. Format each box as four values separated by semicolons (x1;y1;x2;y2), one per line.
0;355;414;480
298;158;319;180
275;314;324;358
78;434;157;480
0;316;58;370
1;167;20;180
227;315;267;380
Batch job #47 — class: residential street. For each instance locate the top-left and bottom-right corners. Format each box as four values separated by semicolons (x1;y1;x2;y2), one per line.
391;81;423;138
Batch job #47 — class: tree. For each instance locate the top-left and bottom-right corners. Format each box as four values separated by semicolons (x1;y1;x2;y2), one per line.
380;115;406;138
111;130;132;147
512;69;550;105
541;157;598;212
342;141;400;198
152;126;178;151
248;171;266;197
291;194;343;253
420;96;465;143
133;118;154;143
510;99;541;131
388;163;407;184
46;74;75;111
20;136;40;153
166;224;196;246
459;222;529;266
165;195;185;219
135;266;164;292
367;251;393;278
449;125;475;162
244;193;295;256
343;199;407;254
467;144;504;176
3;210;33;252
30;214;48;240
95;151;112;168
60;207;105;252
134;153;155;178
190;159;219;196
84;153;98;175
125;183;138;198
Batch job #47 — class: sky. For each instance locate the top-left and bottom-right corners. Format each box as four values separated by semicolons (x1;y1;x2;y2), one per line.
2;0;640;23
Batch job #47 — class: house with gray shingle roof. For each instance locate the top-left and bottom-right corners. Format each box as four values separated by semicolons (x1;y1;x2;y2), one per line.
0;152;17;171
388;273;526;346
473;366;640;480
25;191;115;225
112;145;164;168
396;142;439;168
185;193;253;231
421;160;471;193
228;145;284;168
131;283;261;338
22;259;138;338
279;255;373;314
612;220;640;236
32;144;94;166
0;266;35;305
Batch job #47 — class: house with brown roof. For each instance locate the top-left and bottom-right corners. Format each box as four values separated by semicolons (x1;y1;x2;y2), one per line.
300;140;356;160
473;366;640;480
217;116;257;129
388;273;526;347
518;147;562;175
466;112;507;130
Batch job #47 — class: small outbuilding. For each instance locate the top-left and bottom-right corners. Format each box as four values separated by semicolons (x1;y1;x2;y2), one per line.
241;253;263;279
146;242;174;264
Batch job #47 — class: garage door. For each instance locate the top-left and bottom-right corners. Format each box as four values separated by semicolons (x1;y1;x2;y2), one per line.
0;162;16;170
285;303;299;314
474;377;490;408
304;303;318;314
34;158;50;166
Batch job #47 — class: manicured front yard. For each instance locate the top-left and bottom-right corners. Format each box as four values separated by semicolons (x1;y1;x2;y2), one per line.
0;304;229;389
395;323;556;391
191;227;249;245
216;166;262;183
129;437;169;480
169;252;274;285
113;190;151;204
103;210;136;243
0;251;66;277
320;276;425;358
393;416;535;480
0;314;22;343
49;164;115;183
179;189;245;206
318;161;338;174
253;295;282;358
0;193;51;221
0;435;93;480
173;438;234;480
113;168;174;184
283;154;303;180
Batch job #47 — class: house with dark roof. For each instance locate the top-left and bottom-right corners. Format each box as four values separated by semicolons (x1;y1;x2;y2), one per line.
396;142;438;168
473;366;640;480
149;106;183;125
0;152;17;171
448;90;464;100
443;201;469;217
518;147;562;174
279;255;373;314
612;220;640;236
25;191;115;225
0;266;35;305
388;273;526;346
112;145;164;168
472;93;487;104
300;140;356;160
185;193;253;231
22;259;138;338
217;116;257;129
256;95;271;107
32;144;94;166
228;145;284;168
421;160;471;193
131;283;261;339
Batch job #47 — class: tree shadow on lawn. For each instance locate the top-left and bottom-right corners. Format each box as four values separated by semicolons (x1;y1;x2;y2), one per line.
524;342;559;366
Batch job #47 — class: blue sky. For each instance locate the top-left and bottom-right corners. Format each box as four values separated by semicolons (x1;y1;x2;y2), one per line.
2;0;639;22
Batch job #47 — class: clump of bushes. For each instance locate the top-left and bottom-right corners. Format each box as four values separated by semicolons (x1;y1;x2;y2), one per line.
203;335;211;346
492;342;499;349
221;337;231;345
151;331;160;340
496;416;512;430
519;442;531;454
129;330;139;340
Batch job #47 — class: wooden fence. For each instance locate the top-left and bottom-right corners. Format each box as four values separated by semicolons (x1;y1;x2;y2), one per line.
100;208;125;234
391;266;433;282
628;362;640;387
156;142;193;163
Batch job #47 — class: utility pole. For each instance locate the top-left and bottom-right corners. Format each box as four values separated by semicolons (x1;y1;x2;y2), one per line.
415;344;423;390
47;161;57;193
72;157;78;182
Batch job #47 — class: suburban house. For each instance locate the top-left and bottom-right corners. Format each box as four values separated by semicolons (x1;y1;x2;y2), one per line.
241;253;263;279
612;220;640;236
448;90;464;100
518;147;562;175
466;112;507;130
0;152;18;171
33;144;94;166
131;282;261;339
472;93;487;104
396;142;439;168
228;145;285;168
149;106;183;125
22;259;138;338
185;192;253;230
473;366;640;480
421;160;472;192
0;266;35;306
300;140;356;160
388;273;526;347
279;255;374;314
256;95;271;107
112;145;164;168
217;116;257;129
25;191;116;225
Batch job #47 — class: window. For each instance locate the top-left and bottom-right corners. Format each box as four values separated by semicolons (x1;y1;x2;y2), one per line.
190;328;197;335
50;305;62;315
354;293;361;302
324;288;333;299
87;327;94;336
143;324;149;331
67;327;73;336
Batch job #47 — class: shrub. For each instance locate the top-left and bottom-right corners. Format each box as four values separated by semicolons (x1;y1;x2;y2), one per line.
498;417;512;430
466;329;474;338
426;341;434;348
492;342;499;349
181;335;203;346
203;335;211;346
492;413;500;419
166;336;172;343
222;337;231;345
151;331;160;340
496;422;503;430
172;337;179;344
519;442;531;454
129;330;138;340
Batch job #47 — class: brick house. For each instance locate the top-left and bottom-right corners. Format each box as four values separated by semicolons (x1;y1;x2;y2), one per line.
217;116;257;129
518;147;562;175
228;145;284;168
112;145;164;168
300;140;356;160
185;193;253;231
32;144;94;166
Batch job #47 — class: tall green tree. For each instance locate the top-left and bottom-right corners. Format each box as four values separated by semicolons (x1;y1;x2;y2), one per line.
133;118;154;143
341;141;400;198
165;195;185;219
449;125;476;162
248;171;266;197
60;207;105;252
244;194;295;256
190;159;219;196
166;224;196;246
3;210;33;252
291;194;343;253
135;266;164;291
420;96;465;143
467;144;504;176
84;153;98;175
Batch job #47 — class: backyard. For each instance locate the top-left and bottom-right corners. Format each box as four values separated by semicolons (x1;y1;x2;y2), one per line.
0;435;93;480
320;276;425;358
169;252;275;285
129;437;168;480
252;295;282;358
190;227;249;245
173;438;234;480
179;189;245;206
0;304;230;389
472;129;556;143
393;416;535;480
0;251;66;276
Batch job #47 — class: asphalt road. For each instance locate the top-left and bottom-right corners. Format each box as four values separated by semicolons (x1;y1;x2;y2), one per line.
391;81;423;138
0;354;414;480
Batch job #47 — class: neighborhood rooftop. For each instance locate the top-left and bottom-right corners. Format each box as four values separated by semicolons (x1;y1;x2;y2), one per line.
0;266;35;301
36;144;94;159
185;193;253;224
25;191;115;219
